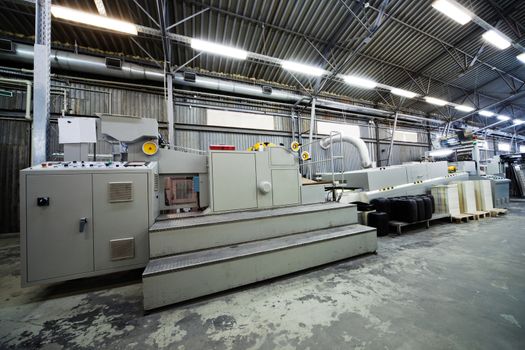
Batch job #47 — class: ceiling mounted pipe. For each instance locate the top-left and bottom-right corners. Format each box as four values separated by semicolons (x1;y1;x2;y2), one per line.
1;42;436;125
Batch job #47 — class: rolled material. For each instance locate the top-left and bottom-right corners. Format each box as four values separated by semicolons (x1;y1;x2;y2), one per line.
474;180;494;211
431;184;461;216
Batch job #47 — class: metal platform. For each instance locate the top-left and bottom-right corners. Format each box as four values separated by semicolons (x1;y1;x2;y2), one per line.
150;202;351;232
143;224;377;310
149;202;358;257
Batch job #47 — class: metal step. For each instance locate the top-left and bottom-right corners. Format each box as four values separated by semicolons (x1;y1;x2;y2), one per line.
149;202;358;258
143;224;377;310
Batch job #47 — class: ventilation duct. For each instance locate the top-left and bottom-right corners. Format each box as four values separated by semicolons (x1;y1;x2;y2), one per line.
319;134;373;169
0;42;442;125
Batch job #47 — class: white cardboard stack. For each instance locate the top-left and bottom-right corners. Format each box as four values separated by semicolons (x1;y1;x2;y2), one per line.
431;184;461;216
474;180;494;211
453;181;478;214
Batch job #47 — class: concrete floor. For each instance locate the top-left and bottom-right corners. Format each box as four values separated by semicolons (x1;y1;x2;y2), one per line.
1;203;525;350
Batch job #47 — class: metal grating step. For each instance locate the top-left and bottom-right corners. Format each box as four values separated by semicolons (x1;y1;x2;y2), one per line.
150;202;353;232
144;224;375;277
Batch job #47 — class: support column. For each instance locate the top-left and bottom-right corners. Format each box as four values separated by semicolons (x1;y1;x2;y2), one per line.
308;98;316;179
387;112;398;166
374;120;381;167
33;0;51;164
166;73;175;148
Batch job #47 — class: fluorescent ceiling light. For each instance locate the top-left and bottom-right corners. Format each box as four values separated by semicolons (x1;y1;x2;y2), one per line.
513;119;524;125
498;143;510;152
281;61;325;77
191;39;247;59
391;88;418;98
429;149;454;157
431;0;472;25
479;110;494;117
455;105;475;112
343;75;377;89
482;30;511;50
425;96;448;106
50;5;138;35
517;53;525;63
497;115;510;121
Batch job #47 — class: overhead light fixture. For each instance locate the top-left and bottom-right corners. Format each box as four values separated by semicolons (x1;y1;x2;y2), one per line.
431;0;472;25
517;53;525;63
50;5;138;35
191;39;247;60
513;119;524;125
425;96;448;106
281;61;325;77
343;75;377;89
391;88;418;99
482;30;511;50
479;110;494;117
429;149;454;157
455;105;475;112
497;115;510;121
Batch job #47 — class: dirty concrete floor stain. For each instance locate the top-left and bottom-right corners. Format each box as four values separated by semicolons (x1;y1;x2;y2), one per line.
1;203;525;349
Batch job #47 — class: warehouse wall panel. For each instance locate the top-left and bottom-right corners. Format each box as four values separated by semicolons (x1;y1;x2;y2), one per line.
0;118;30;233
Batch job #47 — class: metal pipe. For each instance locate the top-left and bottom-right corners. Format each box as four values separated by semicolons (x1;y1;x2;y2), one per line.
0;77;32;119
0;42;440;125
319;134;373;169
387;112;398;166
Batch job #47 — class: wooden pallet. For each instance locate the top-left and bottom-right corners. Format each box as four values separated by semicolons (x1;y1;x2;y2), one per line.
489;208;508;217
388;214;451;234
451;213;474;223
465;211;490;220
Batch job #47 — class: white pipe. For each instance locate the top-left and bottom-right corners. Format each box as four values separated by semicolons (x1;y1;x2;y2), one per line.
0;77;32;119
320;134;373;169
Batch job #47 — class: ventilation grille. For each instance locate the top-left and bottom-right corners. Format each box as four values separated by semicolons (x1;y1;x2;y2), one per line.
105;57;122;70
0;39;13;53
154;174;159;192
184;71;196;82
108;182;133;202
110;238;135;261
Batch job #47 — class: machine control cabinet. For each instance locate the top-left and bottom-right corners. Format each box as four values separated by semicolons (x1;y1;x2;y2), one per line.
20;161;158;286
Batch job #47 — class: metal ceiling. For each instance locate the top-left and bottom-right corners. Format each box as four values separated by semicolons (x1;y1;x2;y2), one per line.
1;0;525;133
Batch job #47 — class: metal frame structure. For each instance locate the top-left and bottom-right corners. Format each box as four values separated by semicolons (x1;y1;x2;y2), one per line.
3;0;525;140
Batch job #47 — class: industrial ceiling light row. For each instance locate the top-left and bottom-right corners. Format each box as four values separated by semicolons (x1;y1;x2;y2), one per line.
50;4;521;125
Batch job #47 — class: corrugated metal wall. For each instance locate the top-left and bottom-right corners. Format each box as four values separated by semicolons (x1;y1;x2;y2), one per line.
0;118;30;233
0;80;432;233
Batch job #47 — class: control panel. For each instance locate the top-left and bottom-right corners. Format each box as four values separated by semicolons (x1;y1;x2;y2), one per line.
29;161;153;170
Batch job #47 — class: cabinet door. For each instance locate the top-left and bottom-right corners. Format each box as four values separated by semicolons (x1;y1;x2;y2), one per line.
26;174;93;282
93;173;149;270
211;153;257;212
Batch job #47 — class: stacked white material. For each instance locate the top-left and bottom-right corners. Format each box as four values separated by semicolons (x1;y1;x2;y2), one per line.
431;184;461;216
454;181;477;213
474;180;494;211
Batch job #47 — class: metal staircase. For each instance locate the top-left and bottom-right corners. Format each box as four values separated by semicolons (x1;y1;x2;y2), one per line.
142;202;377;310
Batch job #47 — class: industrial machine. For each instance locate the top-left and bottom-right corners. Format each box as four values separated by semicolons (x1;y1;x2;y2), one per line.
20;161;158;285
318;161;469;203
20;115;378;309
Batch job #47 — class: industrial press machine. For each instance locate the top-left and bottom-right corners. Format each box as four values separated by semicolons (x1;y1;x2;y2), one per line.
20;115;377;308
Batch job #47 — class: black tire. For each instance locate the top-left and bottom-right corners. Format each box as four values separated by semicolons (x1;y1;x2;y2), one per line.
427;194;435;213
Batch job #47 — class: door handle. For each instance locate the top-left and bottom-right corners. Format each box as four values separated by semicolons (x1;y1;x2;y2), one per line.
79;218;88;233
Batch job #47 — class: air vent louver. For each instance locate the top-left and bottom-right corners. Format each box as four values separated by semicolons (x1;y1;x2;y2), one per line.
110;238;135;260
108;182;133;202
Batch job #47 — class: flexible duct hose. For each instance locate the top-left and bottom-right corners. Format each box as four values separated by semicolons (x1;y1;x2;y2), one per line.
319;134;373;169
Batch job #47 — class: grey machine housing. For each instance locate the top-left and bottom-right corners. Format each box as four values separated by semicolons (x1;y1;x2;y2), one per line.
20;115;317;286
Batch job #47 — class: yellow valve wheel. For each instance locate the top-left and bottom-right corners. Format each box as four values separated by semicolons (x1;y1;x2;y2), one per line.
291;141;301;152
301;150;311;161
142;140;158;156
